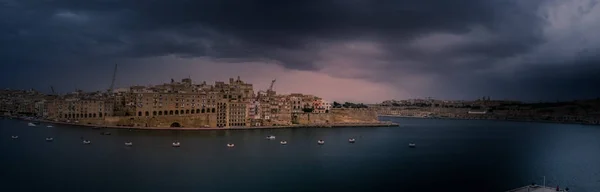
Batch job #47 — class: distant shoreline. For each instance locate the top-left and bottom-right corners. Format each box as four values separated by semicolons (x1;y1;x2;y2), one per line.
378;115;600;126
2;116;399;130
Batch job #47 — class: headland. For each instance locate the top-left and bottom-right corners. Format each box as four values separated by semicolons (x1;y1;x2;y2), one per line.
0;77;397;130
371;97;600;126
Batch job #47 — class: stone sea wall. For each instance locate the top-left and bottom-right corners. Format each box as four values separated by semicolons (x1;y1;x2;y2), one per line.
77;114;217;128
74;108;379;128
295;108;379;124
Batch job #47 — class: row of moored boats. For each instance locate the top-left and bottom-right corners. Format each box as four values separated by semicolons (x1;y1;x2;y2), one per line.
15;123;417;148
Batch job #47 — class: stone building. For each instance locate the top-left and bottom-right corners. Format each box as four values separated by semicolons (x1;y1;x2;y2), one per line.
35;76;381;128
48;96;115;121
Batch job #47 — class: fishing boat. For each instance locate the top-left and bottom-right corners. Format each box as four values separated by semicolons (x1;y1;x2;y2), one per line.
46;125;53;128
172;142;181;147
82;140;91;145
348;138;356;143
317;140;325;145
280;140;287;145
227;143;235;148
265;135;276;140
124;142;133;146
408;143;416;148
11;135;18;139
45;137;54;142
28;122;36;127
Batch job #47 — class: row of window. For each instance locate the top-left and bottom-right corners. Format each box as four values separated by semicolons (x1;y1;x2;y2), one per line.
63;112;109;119
137;108;216;116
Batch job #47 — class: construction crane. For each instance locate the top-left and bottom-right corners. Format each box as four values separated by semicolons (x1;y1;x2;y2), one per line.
50;86;55;95
108;63;118;94
268;79;276;92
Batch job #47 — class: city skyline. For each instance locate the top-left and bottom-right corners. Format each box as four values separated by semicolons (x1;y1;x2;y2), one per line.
2;0;600;103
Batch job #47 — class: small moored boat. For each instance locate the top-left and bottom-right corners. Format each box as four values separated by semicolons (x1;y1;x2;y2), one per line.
46;125;53;128
124;142;133;146
101;132;111;135
227;143;235;148
348;138;356;143
280;140;287;145
408;143;416;148
266;135;276;140
83;140;91;145
317;140;325;145
28;122;36;127
11;135;18;139
172;142;181;147
45;137;54;142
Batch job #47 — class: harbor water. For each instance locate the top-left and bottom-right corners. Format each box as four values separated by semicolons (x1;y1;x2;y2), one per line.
1;117;599;191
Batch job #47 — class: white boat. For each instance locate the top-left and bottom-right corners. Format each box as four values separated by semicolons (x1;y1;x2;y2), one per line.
172;142;181;147
11;135;18;139
266;135;276;140
348;138;356;143
124;142;133;146
317;140;325;145
45;137;54;142
227;143;235;148
28;122;36;127
46;125;53;128
280;140;287;145
409;143;416;148
82;140;91;145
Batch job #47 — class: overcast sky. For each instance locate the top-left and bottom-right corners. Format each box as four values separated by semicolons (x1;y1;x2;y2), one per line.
1;0;600;103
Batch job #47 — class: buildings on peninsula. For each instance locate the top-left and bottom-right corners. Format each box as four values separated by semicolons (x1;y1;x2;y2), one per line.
1;77;378;128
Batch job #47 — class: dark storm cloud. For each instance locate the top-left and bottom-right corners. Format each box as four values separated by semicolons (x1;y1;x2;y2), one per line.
1;0;599;100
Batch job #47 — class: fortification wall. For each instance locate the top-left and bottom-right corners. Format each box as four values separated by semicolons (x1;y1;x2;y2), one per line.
295;108;379;125
77;114;217;128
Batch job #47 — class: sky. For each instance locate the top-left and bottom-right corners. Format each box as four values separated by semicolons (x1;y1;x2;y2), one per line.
1;0;600;103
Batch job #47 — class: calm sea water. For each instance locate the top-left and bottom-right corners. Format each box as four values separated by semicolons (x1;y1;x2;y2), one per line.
1;117;599;192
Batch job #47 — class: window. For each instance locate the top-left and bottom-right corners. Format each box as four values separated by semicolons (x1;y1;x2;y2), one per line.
138;112;142;116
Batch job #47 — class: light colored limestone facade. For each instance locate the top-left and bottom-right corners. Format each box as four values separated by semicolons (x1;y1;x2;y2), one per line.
38;76;379;128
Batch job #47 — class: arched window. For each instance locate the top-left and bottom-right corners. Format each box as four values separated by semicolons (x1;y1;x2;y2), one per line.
145;111;149;116
99;113;103;117
104;113;107;117
201;109;205;113
175;110;179;115
164;110;168;115
64;114;68;118
212;108;215;113
93;113;97;118
153;111;157;116
169;110;173;115
84;114;88;118
186;110;190;114
191;110;194;114
180;110;184;114
159;111;163;115
196;109;200;113
138;111;142;116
